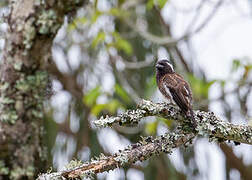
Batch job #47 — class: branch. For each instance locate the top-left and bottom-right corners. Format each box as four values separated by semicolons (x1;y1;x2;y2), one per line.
94;100;252;145
125;19;185;46
38;131;195;179
38;100;252;179
190;0;224;35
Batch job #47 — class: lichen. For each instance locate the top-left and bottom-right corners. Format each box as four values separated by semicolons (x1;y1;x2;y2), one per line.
23;17;36;49
93;100;252;145
15;71;48;93
0;82;9;91
0;160;9;175
37;9;60;34
65;160;83;170
13;61;23;71
10;166;34;180
1;110;18;124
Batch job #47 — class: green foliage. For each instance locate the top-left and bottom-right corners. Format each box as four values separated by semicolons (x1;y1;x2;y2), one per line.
107;8;130;18
110;32;133;55
91;10;102;23
83;86;101;106
157;0;168;9
147;0;155;10
44;110;58;160
157;117;172;127
147;0;168;10
68;17;88;31
188;74;215;99
83;85;125;116
145;117;172;135
231;58;252;81
114;84;132;104
91;31;106;48
145;121;158;135
91;99;122;116
144;75;157;98
232;59;241;72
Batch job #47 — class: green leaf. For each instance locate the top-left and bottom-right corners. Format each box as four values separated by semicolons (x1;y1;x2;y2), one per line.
145;121;158;135
219;80;226;88
83;86;101;106
91;10;102;23
157;0;167;9
146;0;168;10
91;104;107;116
118;0;125;6
188;74;215;99
157;117;172;127
91;100;122;116
106;99;122;113
232;59;241;72
146;0;154;10
108;8;129;18
144;75;157;98
114;84;131;104
67;17;88;31
92;32;106;48
112;32;133;55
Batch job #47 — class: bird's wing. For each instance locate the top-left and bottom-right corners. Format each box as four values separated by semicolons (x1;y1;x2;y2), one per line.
173;73;193;104
163;74;192;114
181;82;192;105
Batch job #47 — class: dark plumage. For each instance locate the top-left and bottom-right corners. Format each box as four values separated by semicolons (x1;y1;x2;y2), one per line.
156;59;196;127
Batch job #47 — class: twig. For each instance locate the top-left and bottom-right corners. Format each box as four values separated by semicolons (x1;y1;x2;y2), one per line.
184;0;205;34
121;57;155;69
125;19;185;46
190;0;224;35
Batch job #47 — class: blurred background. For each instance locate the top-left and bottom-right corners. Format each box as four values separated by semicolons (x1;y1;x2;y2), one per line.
1;0;252;179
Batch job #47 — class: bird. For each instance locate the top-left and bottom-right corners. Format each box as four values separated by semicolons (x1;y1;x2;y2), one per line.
156;59;196;128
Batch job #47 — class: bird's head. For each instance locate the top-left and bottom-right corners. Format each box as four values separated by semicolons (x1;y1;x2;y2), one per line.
156;59;174;74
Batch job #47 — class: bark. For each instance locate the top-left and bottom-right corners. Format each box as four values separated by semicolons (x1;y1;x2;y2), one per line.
0;0;85;179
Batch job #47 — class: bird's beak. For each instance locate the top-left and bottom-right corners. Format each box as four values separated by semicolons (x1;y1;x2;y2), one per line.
156;63;163;69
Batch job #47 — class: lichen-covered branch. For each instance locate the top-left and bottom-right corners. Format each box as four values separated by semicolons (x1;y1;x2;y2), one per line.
0;0;85;179
94;100;252;145
38;131;195;179
38;99;251;179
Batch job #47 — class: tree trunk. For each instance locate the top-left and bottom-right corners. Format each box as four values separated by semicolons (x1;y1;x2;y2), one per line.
0;1;85;179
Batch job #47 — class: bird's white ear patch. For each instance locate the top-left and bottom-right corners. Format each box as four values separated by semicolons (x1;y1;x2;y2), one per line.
165;61;174;71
